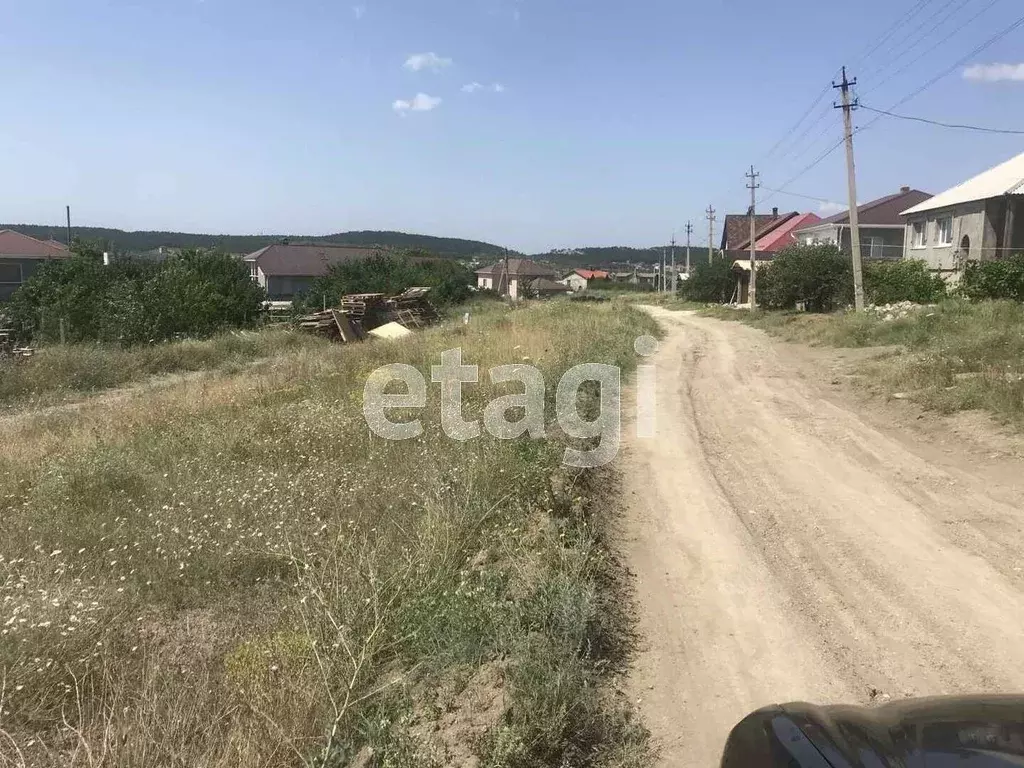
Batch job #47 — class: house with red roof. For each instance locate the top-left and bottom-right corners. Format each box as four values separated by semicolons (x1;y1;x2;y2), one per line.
560;268;610;292
0;230;70;301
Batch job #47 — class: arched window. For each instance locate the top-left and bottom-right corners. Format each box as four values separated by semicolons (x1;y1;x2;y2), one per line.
960;234;971;260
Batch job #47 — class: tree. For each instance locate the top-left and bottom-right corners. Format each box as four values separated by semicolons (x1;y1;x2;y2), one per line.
5;246;265;344
679;256;735;303
758;245;853;312
296;253;473;312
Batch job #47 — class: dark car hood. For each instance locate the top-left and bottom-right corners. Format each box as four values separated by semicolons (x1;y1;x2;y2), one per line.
721;695;1024;767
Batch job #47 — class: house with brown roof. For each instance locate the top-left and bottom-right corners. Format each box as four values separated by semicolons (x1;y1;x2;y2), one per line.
243;242;382;301
720;208;801;256
792;187;932;261
475;258;559;299
0;230;70;301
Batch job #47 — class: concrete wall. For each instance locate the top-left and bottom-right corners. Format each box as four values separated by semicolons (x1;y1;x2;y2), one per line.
796;225;905;259
561;273;587;292
903;200;998;274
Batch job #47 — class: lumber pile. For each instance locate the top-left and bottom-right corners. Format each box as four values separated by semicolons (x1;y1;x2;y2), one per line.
297;287;441;343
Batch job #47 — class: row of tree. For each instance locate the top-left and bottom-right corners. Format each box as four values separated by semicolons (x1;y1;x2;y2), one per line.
680;244;953;310
4;241;476;345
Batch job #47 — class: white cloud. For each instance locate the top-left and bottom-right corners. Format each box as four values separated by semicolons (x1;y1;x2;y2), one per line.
462;82;505;94
404;52;452;73
818;201;846;216
392;93;442;114
963;63;1024;82
352;4;366;19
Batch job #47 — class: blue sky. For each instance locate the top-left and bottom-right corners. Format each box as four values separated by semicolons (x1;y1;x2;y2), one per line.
1;0;1022;252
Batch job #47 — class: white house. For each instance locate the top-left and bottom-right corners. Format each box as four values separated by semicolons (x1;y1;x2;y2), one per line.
901;151;1024;276
475;258;559;299
559;269;610;292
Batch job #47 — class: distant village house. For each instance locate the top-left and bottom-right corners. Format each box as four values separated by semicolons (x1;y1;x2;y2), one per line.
0;230;70;301
243;243;380;301
560;268;609;292
475;258;561;299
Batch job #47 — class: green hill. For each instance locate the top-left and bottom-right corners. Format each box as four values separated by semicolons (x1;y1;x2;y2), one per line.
1;225;509;260
535;246;697;267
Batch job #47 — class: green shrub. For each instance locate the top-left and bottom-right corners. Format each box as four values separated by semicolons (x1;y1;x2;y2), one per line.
758;244;852;312
6;240;265;344
961;254;1024;302
864;259;946;305
295;253;473;312
679;256;734;303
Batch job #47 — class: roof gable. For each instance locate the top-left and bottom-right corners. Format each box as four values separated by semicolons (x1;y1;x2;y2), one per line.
245;243;382;276
475;258;556;278
722;212;800;251
811;189;932;227
902;152;1024;216
0;229;71;259
753;213;823;251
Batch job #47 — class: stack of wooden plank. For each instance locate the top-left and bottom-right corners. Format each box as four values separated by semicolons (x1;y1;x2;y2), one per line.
296;309;366;343
297;287;441;343
384;287;440;329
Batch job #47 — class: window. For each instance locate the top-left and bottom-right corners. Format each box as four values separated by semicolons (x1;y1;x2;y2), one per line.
935;216;953;246
0;263;22;285
911;221;926;249
869;237;883;260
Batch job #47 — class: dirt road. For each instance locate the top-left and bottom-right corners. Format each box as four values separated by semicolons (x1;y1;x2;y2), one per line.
624;307;1024;766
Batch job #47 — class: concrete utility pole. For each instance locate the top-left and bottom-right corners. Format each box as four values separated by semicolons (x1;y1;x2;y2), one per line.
670;233;677;293
661;248;666;292
835;66;865;311
685;221;693;275
746;166;760;311
66;205;72;249
706;205;716;265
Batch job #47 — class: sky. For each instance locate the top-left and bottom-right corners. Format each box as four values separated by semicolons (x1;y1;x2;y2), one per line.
1;0;1022;253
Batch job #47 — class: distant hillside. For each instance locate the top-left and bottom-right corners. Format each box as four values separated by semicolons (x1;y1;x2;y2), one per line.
1;225;509;260
536;246;690;267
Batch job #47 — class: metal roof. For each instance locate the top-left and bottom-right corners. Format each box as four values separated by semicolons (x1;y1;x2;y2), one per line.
0;229;70;259
244;243;381;276
902;152;1024;216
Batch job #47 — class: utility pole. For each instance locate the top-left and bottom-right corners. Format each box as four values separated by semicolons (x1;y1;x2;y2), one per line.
706;205;716;265
685;221;693;275
670;233;677;293
746;166;760;311
835;66;865;311
660;248;666;292
66;205;72;249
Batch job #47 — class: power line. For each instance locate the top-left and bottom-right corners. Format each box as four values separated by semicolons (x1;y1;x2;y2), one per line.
760;136;848;207
759;186;844;205
860;104;1024;134
874;10;1024;119
849;0;936;72
862;0;1005;98
860;0;966;82
760;79;837;164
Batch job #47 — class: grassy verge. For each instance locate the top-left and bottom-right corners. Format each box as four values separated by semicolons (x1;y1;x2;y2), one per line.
699;299;1024;423
0;328;330;408
0;299;657;767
